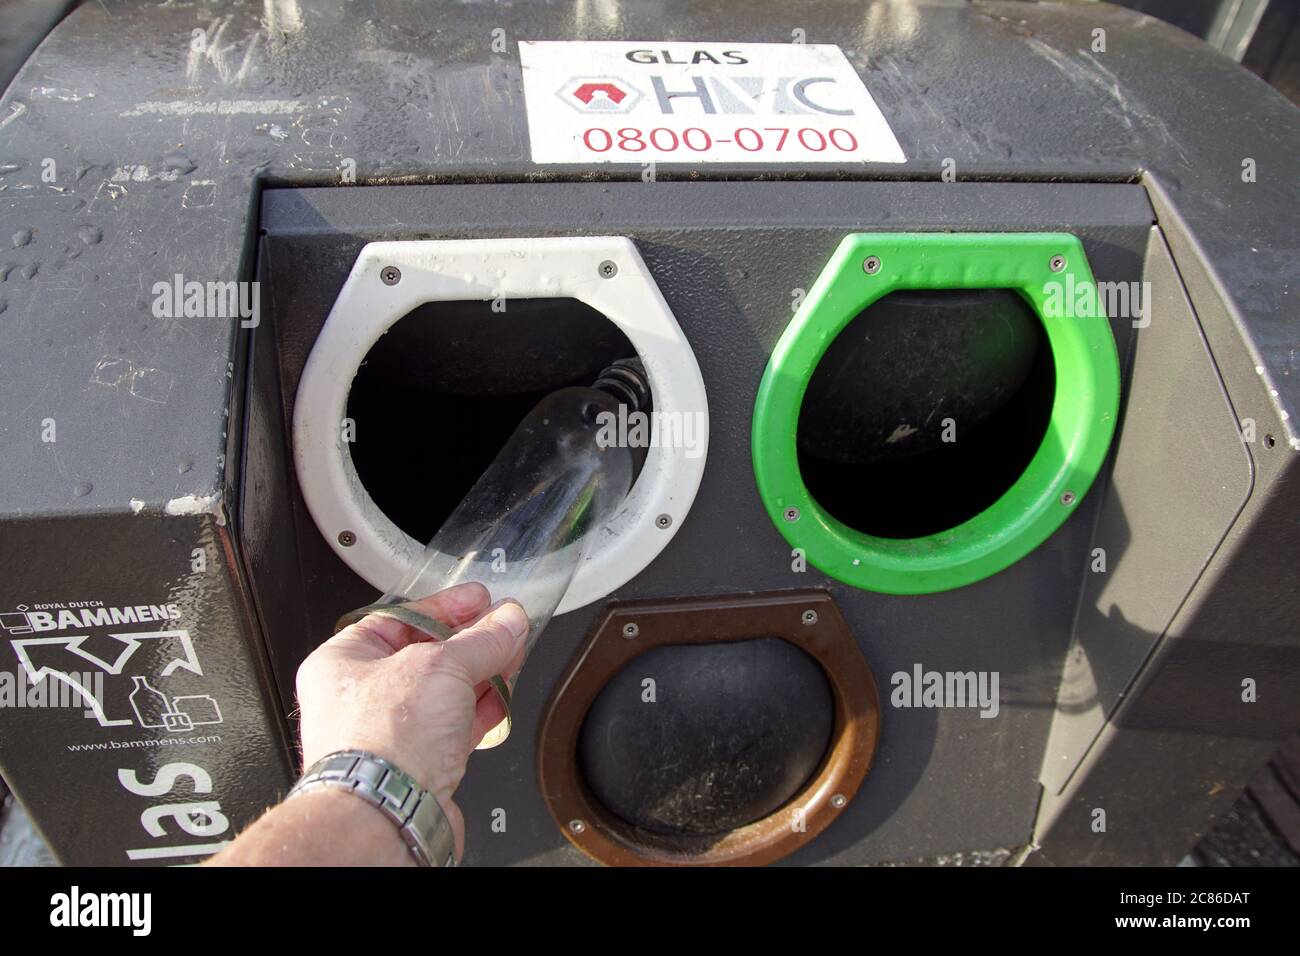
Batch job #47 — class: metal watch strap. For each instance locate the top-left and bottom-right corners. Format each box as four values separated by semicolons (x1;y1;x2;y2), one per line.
288;750;456;867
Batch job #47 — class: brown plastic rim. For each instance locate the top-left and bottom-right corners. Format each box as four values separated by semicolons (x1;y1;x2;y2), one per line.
537;589;880;866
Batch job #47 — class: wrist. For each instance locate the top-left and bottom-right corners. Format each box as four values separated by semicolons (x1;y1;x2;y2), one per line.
293;788;416;866
288;749;457;867
209;787;412;866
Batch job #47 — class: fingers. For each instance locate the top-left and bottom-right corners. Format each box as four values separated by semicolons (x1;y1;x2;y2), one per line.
464;635;528;744
437;601;530;688
469;682;509;747
404;583;493;629
349;582;492;653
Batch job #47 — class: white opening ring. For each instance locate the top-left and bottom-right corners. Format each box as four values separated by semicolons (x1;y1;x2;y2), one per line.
292;236;709;614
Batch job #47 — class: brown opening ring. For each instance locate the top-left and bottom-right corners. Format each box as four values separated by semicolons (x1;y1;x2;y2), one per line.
537;589;880;866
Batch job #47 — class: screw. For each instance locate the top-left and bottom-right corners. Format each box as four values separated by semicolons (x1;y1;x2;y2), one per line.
1060;491;1076;506
337;530;356;547
622;622;640;640
655;513;672;529
1049;255;1066;273
569;819;586;834
801;609;818;626
598;260;618;279
380;266;401;285
863;255;881;275
831;793;847;809
784;506;800;522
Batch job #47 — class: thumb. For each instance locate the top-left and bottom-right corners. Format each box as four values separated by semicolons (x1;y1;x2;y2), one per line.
436;601;530;686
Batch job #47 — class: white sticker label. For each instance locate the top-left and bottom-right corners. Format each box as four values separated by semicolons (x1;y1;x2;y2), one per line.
519;41;905;165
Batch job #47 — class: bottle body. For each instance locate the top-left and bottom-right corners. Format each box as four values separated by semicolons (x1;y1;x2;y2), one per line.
382;385;636;746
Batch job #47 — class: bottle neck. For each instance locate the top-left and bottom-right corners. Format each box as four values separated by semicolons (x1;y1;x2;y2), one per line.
591;358;650;414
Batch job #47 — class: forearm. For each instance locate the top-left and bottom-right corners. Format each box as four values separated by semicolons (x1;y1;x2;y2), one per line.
210;586;524;866
209;788;414;867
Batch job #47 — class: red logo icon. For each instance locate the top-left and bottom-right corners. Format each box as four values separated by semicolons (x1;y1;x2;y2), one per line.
572;82;628;106
557;77;643;113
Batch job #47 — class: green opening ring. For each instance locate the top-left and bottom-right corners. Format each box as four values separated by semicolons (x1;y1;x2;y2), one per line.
752;232;1121;595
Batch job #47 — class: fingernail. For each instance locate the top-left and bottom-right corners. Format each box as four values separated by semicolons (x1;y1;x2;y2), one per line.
489;601;529;641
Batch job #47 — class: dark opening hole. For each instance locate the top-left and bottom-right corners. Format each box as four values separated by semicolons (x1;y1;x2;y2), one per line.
797;289;1056;539
578;638;834;838
347;298;635;544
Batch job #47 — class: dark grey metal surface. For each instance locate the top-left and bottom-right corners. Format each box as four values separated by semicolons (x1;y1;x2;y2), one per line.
1029;218;1300;864
0;1;77;94
0;0;1295;866
1039;228;1253;796
0;0;1296;522
1023;174;1300;865
0;512;295;865
252;180;1150;866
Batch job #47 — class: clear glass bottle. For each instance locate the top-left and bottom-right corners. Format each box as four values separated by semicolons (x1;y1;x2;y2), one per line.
381;377;639;747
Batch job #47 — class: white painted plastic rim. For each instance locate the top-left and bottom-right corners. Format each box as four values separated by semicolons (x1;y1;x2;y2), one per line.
293;236;709;614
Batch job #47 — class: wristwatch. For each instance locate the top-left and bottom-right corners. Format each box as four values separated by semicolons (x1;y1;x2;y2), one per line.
288;749;456;867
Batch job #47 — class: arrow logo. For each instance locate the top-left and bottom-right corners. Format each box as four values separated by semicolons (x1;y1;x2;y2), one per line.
557;76;642;114
572;82;628;106
11;630;201;727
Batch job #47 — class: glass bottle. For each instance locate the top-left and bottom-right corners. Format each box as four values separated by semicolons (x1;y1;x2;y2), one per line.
381;366;643;747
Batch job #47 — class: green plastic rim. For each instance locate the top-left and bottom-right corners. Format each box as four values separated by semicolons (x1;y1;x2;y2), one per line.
752;233;1121;595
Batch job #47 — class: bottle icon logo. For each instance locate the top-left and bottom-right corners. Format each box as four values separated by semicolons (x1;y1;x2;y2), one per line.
128;676;222;732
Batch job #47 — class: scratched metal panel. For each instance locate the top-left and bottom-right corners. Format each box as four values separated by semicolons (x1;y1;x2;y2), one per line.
252;180;1151;866
1038;227;1253;796
0;512;294;865
0;0;1295;513
0;0;1295;867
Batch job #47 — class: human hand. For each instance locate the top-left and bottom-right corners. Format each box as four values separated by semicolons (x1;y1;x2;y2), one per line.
295;583;529;860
